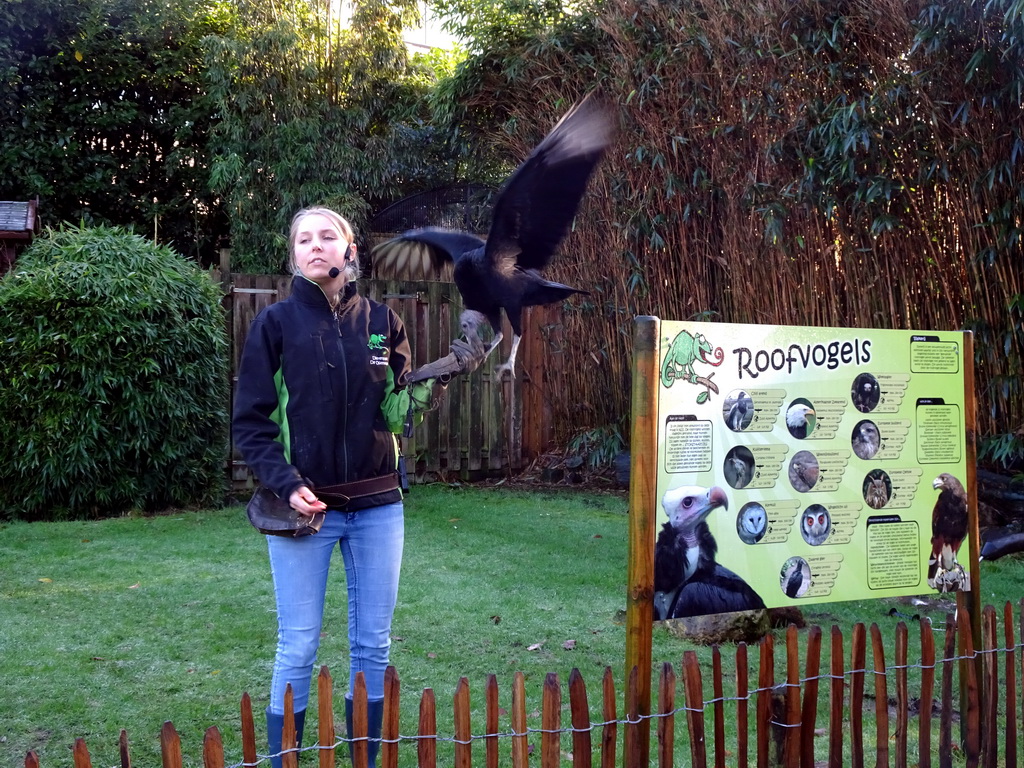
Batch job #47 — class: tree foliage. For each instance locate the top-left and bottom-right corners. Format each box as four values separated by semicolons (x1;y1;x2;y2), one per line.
0;225;229;520
428;0;1023;458
0;0;230;262
204;0;466;273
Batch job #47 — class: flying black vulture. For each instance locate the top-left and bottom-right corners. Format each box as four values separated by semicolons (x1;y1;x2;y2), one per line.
371;91;614;378
927;472;969;592
653;485;766;620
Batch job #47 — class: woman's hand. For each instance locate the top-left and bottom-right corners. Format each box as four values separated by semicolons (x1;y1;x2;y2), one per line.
289;486;327;516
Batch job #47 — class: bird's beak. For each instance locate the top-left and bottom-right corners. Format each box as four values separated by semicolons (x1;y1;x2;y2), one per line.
932;476;942;489
708;486;728;512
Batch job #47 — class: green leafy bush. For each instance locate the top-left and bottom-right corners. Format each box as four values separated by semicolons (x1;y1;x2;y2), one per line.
0;225;229;520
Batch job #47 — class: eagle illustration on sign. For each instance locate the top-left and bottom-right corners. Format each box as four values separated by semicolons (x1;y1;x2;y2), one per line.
661;329;724;403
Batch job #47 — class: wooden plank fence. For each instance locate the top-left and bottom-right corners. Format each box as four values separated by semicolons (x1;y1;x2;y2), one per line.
23;597;1024;768
217;272;566;489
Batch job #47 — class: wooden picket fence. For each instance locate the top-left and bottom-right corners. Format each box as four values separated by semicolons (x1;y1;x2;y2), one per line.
217;271;567;489
22;597;1024;768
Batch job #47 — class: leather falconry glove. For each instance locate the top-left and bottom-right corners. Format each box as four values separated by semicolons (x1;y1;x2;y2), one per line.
406;335;487;384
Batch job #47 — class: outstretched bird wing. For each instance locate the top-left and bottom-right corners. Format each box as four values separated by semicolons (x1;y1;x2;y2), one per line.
484;91;614;274
371;228;485;281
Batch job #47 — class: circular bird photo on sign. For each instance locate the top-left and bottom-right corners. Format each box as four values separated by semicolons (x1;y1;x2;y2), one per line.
724;446;756;490
851;372;880;413
723;389;754;432
851;419;881;460
737;502;768;544
800;504;831;546
780;557;812;598
785;399;816;439
863;469;892;509
788;450;819;492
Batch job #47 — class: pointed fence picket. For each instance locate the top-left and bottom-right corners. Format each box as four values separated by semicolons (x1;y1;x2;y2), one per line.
22;598;1024;768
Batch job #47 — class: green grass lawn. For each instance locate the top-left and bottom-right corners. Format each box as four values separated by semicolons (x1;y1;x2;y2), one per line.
2;484;1022;767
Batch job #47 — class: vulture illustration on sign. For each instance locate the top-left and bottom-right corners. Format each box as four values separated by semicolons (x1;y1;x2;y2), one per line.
654;485;767;620
371;91;613;379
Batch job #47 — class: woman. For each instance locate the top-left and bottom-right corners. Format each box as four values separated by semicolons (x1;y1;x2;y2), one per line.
232;207;434;767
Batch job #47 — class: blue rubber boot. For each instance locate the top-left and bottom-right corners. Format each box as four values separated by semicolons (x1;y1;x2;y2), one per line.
366;699;384;767
267;707;306;768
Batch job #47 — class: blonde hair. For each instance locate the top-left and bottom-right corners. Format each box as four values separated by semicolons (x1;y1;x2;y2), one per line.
288;207;360;281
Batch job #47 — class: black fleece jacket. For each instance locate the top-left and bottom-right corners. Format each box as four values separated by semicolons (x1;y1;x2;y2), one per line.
232;276;414;511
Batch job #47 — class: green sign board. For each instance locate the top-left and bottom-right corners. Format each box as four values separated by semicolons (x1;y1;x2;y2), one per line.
653;321;973;619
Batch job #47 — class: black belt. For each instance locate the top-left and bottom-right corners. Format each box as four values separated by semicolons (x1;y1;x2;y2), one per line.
316;473;401;506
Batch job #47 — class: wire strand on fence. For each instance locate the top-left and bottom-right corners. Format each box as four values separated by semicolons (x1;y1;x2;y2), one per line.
220;638;1019;768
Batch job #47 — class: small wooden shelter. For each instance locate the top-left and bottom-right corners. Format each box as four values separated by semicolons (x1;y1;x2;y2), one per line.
0;199;39;274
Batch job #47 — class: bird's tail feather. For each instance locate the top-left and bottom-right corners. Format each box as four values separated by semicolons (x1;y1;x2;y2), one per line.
522;279;588;307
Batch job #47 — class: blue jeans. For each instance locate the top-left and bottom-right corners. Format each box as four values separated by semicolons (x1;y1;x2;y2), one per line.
266;501;404;714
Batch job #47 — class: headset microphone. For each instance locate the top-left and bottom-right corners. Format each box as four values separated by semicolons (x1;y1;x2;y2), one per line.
327;244;353;279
